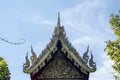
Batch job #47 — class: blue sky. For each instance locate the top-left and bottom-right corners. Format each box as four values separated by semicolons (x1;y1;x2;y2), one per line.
0;0;120;80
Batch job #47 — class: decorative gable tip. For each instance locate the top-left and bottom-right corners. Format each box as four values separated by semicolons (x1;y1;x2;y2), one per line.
83;45;89;64
23;52;30;73
89;51;96;71
82;46;96;72
23;13;97;79
30;45;37;65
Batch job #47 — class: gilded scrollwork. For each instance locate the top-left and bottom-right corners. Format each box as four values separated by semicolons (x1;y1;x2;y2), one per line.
46;54;52;62
38;51;86;79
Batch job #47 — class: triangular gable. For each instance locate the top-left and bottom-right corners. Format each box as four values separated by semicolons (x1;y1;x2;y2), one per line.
23;13;96;76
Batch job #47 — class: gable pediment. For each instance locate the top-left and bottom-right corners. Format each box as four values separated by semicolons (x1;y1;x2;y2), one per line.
23;13;96;80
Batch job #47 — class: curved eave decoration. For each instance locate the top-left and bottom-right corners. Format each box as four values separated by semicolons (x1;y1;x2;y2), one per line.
23;13;96;75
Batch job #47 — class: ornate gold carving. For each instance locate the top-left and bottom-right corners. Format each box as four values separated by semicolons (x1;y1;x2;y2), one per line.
37;51;87;79
23;14;96;75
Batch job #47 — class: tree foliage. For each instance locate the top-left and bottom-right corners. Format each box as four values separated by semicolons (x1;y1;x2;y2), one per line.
105;11;120;78
0;56;10;80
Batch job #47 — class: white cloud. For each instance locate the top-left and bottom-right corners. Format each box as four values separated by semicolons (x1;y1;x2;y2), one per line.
40;20;54;25
24;14;54;25
90;58;114;80
61;0;108;18
60;0;113;35
72;36;103;45
60;0;114;44
60;0;115;80
17;12;54;26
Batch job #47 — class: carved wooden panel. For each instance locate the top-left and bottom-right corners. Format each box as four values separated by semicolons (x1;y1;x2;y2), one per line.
36;51;88;80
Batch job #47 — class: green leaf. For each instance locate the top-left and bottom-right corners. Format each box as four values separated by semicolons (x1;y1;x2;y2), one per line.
0;56;10;80
105;10;120;77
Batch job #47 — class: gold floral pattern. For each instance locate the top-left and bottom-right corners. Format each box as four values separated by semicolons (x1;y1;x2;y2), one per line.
37;51;88;79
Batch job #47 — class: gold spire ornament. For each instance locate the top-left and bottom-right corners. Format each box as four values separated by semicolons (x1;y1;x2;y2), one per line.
57;12;60;27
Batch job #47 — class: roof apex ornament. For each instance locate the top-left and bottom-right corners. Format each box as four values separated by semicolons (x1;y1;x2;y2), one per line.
54;13;65;36
57;12;60;27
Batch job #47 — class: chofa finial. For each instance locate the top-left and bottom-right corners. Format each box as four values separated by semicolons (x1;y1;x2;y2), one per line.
57;12;60;27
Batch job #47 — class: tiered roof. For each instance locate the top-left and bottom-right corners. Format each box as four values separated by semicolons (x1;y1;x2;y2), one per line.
23;13;96;75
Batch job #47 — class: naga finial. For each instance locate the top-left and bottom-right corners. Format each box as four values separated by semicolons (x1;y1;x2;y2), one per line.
89;51;96;71
30;45;37;64
83;45;89;64
23;52;30;69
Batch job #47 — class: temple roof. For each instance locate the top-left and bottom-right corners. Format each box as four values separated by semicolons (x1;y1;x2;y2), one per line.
23;13;96;75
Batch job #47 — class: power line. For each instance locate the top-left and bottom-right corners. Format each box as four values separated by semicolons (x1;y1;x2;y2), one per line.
0;37;25;45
